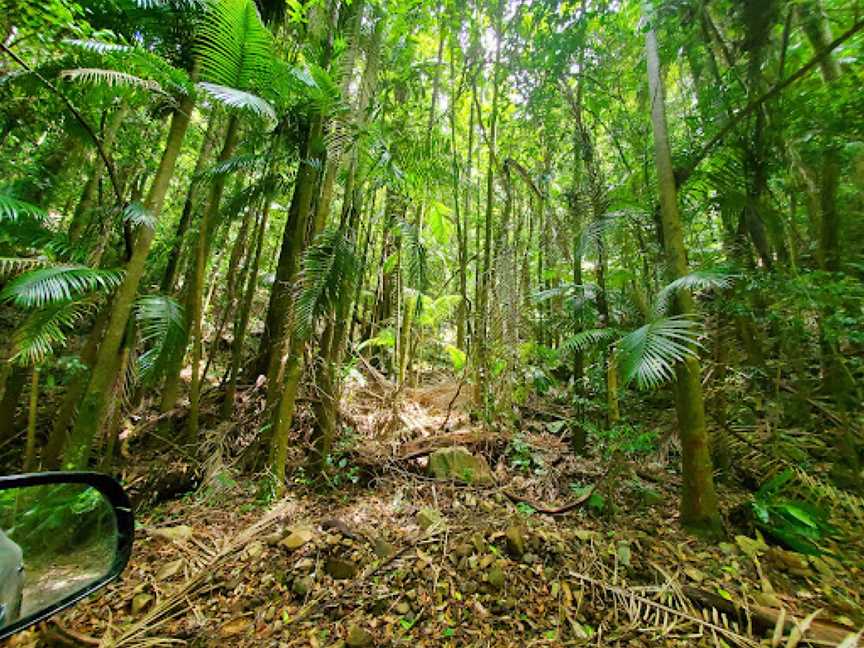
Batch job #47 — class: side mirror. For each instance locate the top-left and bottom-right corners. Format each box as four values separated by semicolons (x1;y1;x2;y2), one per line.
0;472;133;639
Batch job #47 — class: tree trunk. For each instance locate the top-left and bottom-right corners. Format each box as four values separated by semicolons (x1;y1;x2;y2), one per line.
0;363;27;446
161;113;221;293
22;366;39;471
187;116;240;441
63;93;195;469
223;200;270;419
645;6;722;538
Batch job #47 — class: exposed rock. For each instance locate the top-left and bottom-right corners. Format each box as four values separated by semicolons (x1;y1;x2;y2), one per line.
505;525;526;557
373;537;396;559
487;565;505;590
326;558;358;580
279;526;315;551
295;558;315;571
641;488;663;506
292;575;314;596
417;507;444;531
428;446;495;485
131;592;153;615
346;625;374;647
156;558;183;581
149;525;193;542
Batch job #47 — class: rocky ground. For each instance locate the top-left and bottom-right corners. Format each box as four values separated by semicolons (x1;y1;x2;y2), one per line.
4;379;864;647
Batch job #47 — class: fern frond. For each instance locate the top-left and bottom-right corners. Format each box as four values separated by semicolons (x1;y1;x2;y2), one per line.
294;229;358;340
123;202;156;230
196;153;264;182
396;219;427;291
196;0;273;89
617;316;703;390
0;257;47;278
61;67;163;92
9;301;95;366
417;294;462;328
0;265;125;308
654;270;735;316
561;328;619;354
0;194;47;222
197;82;276;125
63;38;131;54
135;294;186;385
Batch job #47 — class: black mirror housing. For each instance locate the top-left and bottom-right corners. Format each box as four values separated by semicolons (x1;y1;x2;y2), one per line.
0;472;134;640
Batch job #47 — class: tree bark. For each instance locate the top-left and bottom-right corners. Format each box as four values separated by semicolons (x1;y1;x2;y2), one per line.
64;92;195;468
645;6;722;538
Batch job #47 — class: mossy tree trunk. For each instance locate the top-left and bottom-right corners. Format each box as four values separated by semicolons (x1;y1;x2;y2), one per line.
645;6;722;538
64;93;195;469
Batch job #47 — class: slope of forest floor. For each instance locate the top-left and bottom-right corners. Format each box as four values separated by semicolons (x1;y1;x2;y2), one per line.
7;374;864;648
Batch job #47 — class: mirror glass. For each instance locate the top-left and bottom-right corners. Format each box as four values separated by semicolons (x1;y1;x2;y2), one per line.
0;483;118;629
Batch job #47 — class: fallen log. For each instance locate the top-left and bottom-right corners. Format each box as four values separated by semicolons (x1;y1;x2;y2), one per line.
683;586;860;646
396;429;508;461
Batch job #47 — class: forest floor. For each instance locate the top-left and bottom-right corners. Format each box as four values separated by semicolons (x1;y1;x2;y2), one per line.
6;372;864;648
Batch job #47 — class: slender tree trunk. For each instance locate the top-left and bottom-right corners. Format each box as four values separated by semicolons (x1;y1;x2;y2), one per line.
187;116;240;441
645;7;722;537
64;93;195;468
22;366;39;471
223;200;270;419
0;366;27;446
473;8;502;410
161;114;220;293
68;105;128;242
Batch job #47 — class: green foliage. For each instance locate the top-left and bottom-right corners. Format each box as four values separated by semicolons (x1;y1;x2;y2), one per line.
508;434;545;475
616;316;703;389
294;229;359;340
653;271;735;316
588;421;658;457
135;294;186;385
443;344;466;371
0;193;48;222
751;469;834;555
0;265;124;308
9;301;94;365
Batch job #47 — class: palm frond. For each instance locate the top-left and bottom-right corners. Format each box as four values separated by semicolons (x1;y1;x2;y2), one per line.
654;270;735;316
293;229;358;340
0;265;125;309
396;219;428;291
417;294;462;328
123;202;157;230
10;301;94;366
196;0;273;89
135;294;187;385
617;316;703;390
568;571;760;647
196;153;264;182
63;38;131;54
197;82;276;125
0;193;47;222
61;67;163;92
577;210;621;257
561;328;619;354
135;0;203;7
0;257;47;278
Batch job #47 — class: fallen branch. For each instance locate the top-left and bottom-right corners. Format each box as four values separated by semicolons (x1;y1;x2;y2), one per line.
502;466;611;515
683;586;861;646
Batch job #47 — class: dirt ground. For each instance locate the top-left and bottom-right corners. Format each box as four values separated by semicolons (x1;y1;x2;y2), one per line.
4;377;863;647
